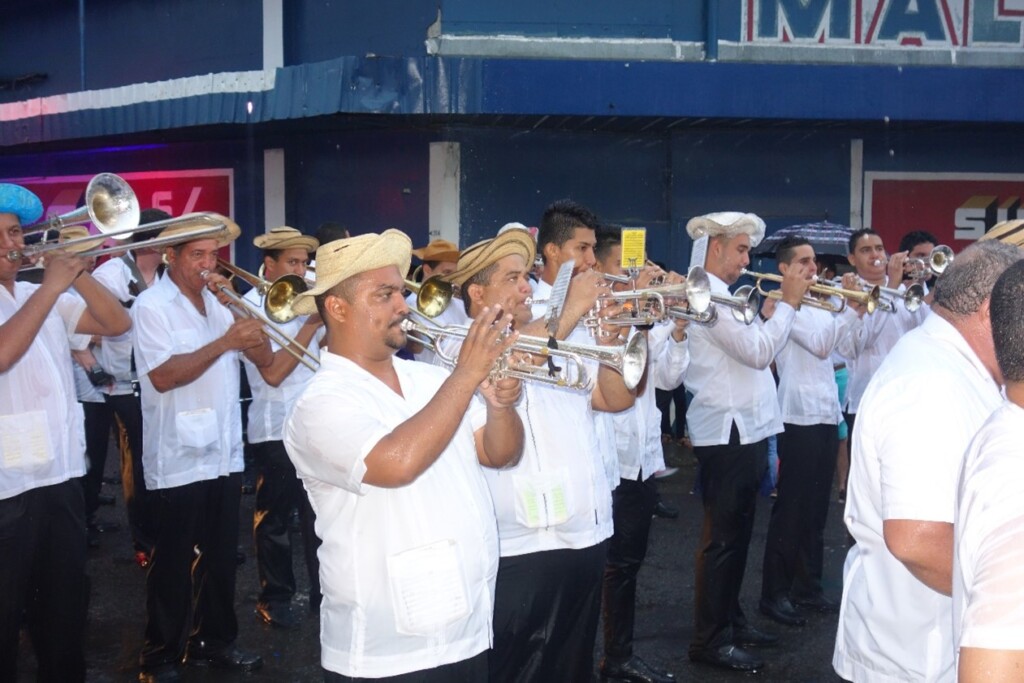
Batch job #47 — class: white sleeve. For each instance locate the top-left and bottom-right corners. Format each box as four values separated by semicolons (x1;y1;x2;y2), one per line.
650;323;689;391
960;513;1024;650
131;299;175;376
703;301;795;370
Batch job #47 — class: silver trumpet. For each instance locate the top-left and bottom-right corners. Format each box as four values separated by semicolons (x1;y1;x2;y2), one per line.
905;244;954;281
584;266;714;330
401;314;649;391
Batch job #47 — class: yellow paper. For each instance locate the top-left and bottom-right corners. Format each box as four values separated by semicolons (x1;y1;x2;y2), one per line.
620;228;647;270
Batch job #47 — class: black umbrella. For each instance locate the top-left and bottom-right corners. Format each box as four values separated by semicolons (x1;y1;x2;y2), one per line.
753;221;853;258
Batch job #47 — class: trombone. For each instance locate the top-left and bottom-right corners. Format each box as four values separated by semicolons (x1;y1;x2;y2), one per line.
404;276;459;318
401;314;649;391
216;258;311;324
9;213;238;268
200;270;319;371
21;173;139;240
742;268;882;314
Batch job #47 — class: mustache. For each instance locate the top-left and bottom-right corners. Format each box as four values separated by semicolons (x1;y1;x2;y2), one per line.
391;313;410;328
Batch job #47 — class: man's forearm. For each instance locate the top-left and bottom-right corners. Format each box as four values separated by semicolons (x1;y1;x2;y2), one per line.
480;406;523;468
148;337;230;392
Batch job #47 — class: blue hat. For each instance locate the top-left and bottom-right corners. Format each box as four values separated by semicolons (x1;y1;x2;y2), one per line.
0;184;44;225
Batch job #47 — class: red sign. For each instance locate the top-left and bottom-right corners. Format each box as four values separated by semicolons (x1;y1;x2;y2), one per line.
865;172;1024;249
0;169;235;259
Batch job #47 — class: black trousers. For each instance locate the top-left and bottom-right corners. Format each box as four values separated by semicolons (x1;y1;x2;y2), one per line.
602;473;658;660
140;474;242;670
761;423;839;601
0;480;88;682
105;392;153;554
656;385;688;439
689;424;768;654
490;541;609;683
80;400;114;522
252;440;320;606
323;651;487;683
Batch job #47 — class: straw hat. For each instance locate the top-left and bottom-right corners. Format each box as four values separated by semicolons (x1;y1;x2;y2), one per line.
979;219;1024;247
0;184;43;225
686;212;766;247
157;212;240;248
291;229;412;316
411;238;459;263
253;226;318;253
446;227;536;288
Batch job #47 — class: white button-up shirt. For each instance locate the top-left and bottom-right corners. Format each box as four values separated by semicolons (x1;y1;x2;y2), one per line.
240;287;319;444
0;282;86;500
775;305;860;427
132;274;244;490
837;285;927;414
284;353;498;678
91;254;147;396
834;313;1002;683
954;401;1024;662
610;322;689;481
684;273;795;447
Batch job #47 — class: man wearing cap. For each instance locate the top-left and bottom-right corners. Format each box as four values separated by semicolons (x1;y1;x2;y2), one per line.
284;230;524;681
0;183;131;682
683;212;812;673
90;208;170;564
441;224;636;683
132;217;272;682
405;238;462;363
241;226;323;629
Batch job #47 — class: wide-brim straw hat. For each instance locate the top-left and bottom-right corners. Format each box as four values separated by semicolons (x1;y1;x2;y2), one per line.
291;229;412;316
253;226;319;253
686;211;766;248
411;238;459;263
157;212;241;248
446;227;536;288
979;219;1024;247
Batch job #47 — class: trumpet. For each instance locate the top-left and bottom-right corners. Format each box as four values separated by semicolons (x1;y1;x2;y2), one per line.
742;269;882;314
9;213;237;267
401;314;649;391
827;276;924;313
905;244;954;281
584;266;714;329
201;270;319;371
711;286;761;325
404;276;459;318
216;258;311;324
21;173;139;240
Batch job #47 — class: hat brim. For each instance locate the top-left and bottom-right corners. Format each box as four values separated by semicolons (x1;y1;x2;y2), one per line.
157;213;240;249
291;229;412;317
447;229;536;288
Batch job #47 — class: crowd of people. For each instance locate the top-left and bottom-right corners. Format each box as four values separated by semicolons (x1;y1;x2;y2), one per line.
2;177;1024;683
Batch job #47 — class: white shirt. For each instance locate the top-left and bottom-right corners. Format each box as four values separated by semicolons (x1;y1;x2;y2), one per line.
0;282;86;500
132;274;244;490
837;284;927;414
684;273;795;447
775;305;860;426
954;401;1024;660
284;353;498;678
438;319;614;557
91;254;150;396
240;287;319;443
834;313;1002;683
610;322;689;481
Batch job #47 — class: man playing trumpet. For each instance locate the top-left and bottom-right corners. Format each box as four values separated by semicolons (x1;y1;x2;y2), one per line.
0;183;131;682
284;230;524;681
440;214;636;683
132;218;272;682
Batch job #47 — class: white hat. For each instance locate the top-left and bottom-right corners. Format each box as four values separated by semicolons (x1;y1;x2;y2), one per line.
686;212;766;248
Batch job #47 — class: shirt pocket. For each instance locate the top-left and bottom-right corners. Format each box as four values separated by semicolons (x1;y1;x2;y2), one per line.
0;410;55;474
175;408;219;451
386;539;471;636
512;467;574;529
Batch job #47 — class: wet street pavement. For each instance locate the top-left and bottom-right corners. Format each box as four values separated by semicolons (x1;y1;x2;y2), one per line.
17;440;849;682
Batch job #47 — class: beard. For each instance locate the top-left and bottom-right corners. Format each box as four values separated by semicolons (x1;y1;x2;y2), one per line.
384;314;409;351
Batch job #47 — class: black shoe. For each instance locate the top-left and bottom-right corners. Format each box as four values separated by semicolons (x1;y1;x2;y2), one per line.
184;644;263;672
97;493;116;506
600;654;675;682
257;600;298;630
759;596;807;627
689;645;763;673
733;624;779;647
792;593;840;613
138;666;182;682
652;501;679;519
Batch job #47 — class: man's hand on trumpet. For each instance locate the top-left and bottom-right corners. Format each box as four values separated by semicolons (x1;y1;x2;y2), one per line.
840;272;868;317
886;251;909;289
778;261;815;309
204;271;238;308
39;251;89;293
454;305;520;386
223;317;268;352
